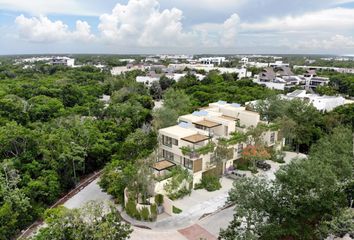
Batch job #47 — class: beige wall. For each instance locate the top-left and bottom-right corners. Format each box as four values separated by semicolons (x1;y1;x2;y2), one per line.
163;196;174;215
262;131;278;147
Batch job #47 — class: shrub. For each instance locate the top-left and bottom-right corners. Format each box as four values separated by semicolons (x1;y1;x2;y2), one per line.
168;186;191;200
195;175;221;192
140;206;150;221
154;194;164;206
172;206;182;214
164;166;193;200
234;159;250;171
269;148;285;163
150;204;157;221
125;198;140;220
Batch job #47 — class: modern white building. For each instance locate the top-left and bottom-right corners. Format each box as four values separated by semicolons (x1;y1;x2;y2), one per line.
199;57;226;65
167;64;251;79
111;65;146;75
157;101;280;185
136;76;160;87
166;73;205;82
280;90;346;112
17;56;75;67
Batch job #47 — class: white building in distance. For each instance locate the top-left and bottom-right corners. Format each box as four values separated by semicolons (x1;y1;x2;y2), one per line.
199;57;226;65
280;90;346;112
136;76;160;87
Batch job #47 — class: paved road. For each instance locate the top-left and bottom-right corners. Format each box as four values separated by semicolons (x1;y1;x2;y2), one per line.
199;206;234;237
64;178;112;209
60;151;306;240
130;206;234;240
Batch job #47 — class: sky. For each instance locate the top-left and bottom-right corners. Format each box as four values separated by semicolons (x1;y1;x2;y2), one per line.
1;0;354;55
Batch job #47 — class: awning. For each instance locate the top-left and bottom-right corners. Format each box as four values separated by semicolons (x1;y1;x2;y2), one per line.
152;160;176;171
182;133;210;144
193;120;221;128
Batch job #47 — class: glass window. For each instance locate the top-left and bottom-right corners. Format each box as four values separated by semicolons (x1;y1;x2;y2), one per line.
183;157;193;170
163;150;174;161
162;135;178;147
237;144;243;154
162;135;172;147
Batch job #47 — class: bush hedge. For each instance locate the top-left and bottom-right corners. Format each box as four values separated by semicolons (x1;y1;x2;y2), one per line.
194;175;221;192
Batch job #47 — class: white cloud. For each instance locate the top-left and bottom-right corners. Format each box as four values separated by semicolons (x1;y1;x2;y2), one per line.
220;14;240;47
0;0;102;16
293;35;354;50
15;15;94;43
98;0;196;47
192;13;240;48
10;0;354;53
73;20;95;42
240;7;354;33
138;8;196;47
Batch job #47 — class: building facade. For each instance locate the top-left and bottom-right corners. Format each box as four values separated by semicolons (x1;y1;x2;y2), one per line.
157;101;280;185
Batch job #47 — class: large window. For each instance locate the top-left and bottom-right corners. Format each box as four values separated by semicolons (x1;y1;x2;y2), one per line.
237;144;243;155
183;157;193;170
162;135;172;147
163;150;174;161
162;135;178;147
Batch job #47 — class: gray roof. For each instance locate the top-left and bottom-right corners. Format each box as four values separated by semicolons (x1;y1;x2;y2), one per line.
276;66;294;76
259;67;276;81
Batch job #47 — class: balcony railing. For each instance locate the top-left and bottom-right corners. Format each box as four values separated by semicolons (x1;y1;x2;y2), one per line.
162;142;172;148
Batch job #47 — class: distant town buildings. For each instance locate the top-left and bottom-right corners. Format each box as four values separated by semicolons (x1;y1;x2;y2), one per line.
294;65;354;74
198;57;226;65
253;65;329;91
240;57;289;68
136;76;160;87
50;57;75;67
16;56;75;67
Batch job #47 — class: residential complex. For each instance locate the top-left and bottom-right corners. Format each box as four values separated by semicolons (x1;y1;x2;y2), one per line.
254;67;329;90
156;101;280;186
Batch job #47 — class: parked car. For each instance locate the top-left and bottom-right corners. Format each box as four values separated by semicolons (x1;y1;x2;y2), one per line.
227;170;246;179
256;160;271;171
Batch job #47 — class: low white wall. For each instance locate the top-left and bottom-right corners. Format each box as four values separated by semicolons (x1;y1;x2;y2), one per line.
193;171;202;186
154;178;171;195
163;195;174;215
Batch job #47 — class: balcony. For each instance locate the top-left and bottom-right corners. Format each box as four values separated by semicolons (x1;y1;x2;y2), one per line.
180;141;215;159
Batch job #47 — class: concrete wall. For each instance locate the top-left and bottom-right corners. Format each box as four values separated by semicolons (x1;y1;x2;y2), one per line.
262;131;277;147
253;80;286;90
193;171;203;186
163;195;174;215
154;178;171;195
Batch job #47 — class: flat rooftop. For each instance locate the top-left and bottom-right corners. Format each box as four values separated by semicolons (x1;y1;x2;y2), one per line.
220;115;238;121
182;133;210;144
159;125;197;139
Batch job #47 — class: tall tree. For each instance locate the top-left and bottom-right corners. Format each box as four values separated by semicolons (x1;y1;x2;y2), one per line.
32;201;132;240
220;127;353;240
